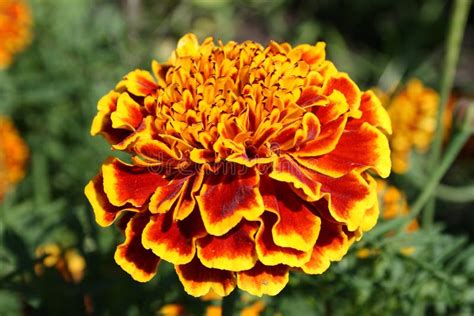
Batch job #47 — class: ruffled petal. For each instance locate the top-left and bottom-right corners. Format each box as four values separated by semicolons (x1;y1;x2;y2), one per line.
142;210;206;265
149;177;188;214
359;175;379;232
322;73;361;117
260;178;321;252
84;172;138;227
255;212;311;267
196;166;264;236
197;221;258;271
302;220;351;274
237;262;289;297
110;92;144;131
91;91;131;144
295;114;348;157
174;170;204;220
114;214;160;282
268;156;321;201
313;90;349;125
358;91;392;134
294;121;391;178
122;69;158;97
102;157;166;207
314;172;374;231
175;257;236;297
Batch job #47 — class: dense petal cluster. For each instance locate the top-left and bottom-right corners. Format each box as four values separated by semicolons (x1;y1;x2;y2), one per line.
0;0;32;68
387;79;439;173
85;34;391;297
0;116;29;200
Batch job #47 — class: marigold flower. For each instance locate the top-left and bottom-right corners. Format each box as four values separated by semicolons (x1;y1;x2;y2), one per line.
0;116;28;200
85;33;391;297
387;79;439;173
0;0;32;68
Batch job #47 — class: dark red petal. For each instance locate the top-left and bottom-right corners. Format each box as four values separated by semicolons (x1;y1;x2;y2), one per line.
196;165;264;236
255;212;312;267
102;157;166;207
142;210;206;265
197;221;258;271
175;257;236;297
84;171;138;227
114;213;160;282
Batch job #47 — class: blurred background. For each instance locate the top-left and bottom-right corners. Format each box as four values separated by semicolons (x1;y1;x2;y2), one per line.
0;0;473;315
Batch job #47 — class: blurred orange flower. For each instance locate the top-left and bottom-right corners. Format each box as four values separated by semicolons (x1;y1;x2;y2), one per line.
386;79;439;173
0;0;32;68
35;243;86;283
158;299;265;316
357;180;418;259
0;116;28;200
85;33;391;297
377;179;418;233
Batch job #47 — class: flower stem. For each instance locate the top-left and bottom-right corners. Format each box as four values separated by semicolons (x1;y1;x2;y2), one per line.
424;0;472;228
411;129;471;225
221;290;239;316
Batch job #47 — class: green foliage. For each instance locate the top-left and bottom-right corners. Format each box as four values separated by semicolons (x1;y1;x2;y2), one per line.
0;0;473;315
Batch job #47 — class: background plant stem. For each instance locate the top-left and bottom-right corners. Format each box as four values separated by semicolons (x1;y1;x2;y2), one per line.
423;0;472;228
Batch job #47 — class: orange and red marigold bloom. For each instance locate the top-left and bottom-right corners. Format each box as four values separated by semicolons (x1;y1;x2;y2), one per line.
0;116;29;201
0;0;32;69
85;33;392;297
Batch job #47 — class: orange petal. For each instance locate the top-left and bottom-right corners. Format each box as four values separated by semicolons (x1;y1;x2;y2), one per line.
269;156;321;201
174;33;200;58
295;114;348;157
102;157;166;207
197;221;258;271
293;112;321;148
323;73;361;117
359;91;392;134
149;177;188;214
294;121;391;178
91;90;119;136
313;90;349;125
174;170;204;220
314;172;374;231
261;179;321;252
123;69;158;97
110;92;144;130
114;213;160;282
196;165;264;236
91;91;131;144
359;175;379;232
237;262;289;297
111;115;154;151
302;220;351;274
135;139;182;162
84;172;138;227
142;210;205;265
175;257;236;297
255;212;311;267
296;86;328;109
